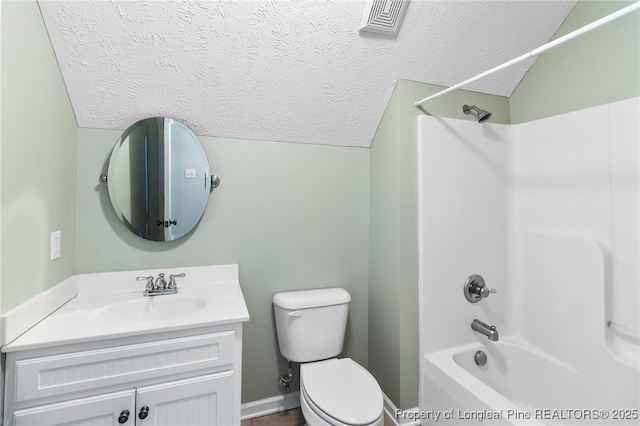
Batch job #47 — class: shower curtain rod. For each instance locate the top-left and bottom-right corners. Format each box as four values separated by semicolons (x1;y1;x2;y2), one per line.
414;1;640;108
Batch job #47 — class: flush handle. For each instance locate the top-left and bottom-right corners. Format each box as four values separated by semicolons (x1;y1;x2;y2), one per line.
288;311;302;318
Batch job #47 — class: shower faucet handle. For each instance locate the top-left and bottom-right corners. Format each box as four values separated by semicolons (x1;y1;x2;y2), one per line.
463;274;496;303
478;286;497;298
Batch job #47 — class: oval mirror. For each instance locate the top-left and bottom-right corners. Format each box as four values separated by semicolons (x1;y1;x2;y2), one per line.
103;117;218;241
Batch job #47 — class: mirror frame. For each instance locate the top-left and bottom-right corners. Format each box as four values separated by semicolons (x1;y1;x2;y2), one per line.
102;117;218;241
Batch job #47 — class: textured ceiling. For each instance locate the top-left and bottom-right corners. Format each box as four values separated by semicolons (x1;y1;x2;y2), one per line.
39;0;576;147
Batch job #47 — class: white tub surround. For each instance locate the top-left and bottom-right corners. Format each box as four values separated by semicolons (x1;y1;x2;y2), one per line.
2;264;249;426
418;98;639;425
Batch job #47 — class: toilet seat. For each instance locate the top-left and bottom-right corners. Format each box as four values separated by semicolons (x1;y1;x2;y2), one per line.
300;358;383;426
301;385;357;426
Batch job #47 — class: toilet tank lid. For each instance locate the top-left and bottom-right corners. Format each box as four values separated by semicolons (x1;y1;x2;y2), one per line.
273;288;351;309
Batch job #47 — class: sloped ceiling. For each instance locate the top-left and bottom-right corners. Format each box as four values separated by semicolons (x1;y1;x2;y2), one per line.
39;0;576;147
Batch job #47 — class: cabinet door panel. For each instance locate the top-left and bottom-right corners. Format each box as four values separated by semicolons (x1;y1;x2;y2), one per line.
13;390;135;426
136;372;234;426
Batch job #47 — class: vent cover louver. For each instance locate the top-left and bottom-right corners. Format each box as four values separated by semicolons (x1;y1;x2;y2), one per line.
359;0;409;36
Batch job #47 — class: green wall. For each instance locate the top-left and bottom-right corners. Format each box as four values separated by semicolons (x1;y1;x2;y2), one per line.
76;128;370;403
1;0;3;321
510;0;639;122
1;0;78;417
0;0;78;314
369;79;509;410
0;0;3;416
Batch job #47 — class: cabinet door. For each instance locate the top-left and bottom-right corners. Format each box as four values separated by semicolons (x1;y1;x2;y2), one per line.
135;372;234;426
13;389;135;426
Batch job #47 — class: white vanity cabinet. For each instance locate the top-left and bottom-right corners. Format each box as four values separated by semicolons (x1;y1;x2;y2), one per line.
3;324;243;426
13;373;234;426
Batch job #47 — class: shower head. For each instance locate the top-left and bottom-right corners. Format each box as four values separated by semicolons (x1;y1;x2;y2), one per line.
463;105;493;123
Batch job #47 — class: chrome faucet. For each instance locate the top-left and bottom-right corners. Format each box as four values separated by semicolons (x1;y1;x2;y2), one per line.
471;319;499;341
155;273;167;290
136;273;184;296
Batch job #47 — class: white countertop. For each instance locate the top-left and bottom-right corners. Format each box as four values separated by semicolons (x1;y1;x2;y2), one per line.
2;264;249;352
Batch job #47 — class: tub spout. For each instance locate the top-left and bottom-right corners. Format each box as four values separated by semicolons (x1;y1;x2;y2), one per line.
471;319;499;341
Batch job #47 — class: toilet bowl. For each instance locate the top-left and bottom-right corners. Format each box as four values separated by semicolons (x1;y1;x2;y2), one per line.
272;288;384;425
299;358;384;426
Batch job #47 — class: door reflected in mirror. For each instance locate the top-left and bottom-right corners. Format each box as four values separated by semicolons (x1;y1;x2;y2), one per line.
105;117;215;241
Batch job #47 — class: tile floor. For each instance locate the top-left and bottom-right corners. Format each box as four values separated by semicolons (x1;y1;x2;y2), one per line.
241;408;396;426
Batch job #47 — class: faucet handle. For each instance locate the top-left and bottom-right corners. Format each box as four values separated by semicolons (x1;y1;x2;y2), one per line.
464;274;496;303
137;276;154;291
168;273;185;290
480;287;497;298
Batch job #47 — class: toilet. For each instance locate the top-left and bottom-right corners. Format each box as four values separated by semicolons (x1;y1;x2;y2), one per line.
273;288;384;426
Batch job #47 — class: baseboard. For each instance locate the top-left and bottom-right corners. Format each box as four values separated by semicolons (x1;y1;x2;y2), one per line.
383;393;422;426
241;390;421;425
241;391;301;420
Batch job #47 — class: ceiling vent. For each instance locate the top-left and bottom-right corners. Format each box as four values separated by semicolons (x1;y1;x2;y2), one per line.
359;0;409;36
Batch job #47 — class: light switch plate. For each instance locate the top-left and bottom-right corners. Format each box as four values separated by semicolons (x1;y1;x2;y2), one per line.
50;231;61;260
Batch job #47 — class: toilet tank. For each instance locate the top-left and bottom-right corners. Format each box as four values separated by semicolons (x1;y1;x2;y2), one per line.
273;288;351;362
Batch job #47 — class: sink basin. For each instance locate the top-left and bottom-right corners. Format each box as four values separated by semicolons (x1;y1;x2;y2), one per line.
89;296;206;325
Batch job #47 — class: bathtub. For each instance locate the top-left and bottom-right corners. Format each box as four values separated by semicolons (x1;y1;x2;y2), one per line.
420;337;639;425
